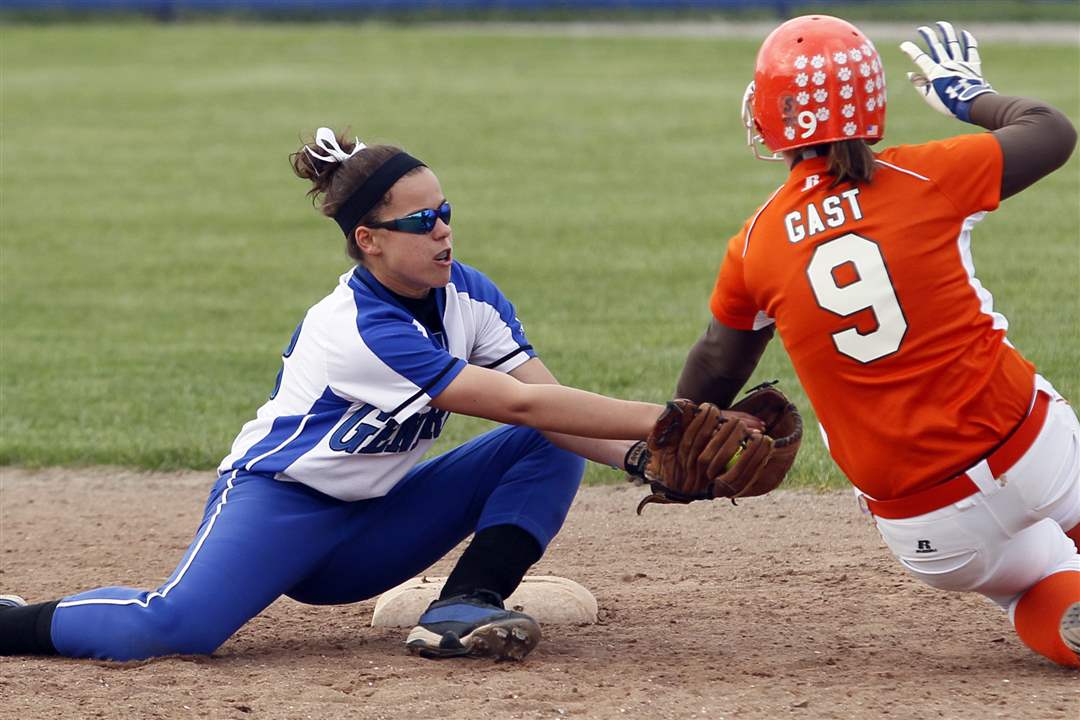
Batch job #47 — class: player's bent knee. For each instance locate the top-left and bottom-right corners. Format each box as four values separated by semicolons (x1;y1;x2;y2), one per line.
134;629;232;659
551;446;586;482
122;606;238;660
521;429;586;488
543;447;585;505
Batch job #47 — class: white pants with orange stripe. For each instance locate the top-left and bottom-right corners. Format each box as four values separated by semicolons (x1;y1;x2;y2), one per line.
866;376;1080;637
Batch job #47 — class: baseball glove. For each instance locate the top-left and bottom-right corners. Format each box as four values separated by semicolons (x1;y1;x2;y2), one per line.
625;384;802;513
625;400;768;514
714;381;803;499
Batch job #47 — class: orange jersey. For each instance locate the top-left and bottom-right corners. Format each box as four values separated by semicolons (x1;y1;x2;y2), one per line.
710;133;1035;501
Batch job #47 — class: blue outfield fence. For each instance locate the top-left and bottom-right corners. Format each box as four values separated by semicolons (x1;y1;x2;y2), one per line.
2;0;1075;19
0;0;834;13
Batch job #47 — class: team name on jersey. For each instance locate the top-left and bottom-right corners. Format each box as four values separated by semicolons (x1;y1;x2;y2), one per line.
329;404;449;455
784;188;864;244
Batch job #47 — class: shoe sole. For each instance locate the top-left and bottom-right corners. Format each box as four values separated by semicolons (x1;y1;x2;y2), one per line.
1060;601;1080;658
405;617;541;661
0;594;27;608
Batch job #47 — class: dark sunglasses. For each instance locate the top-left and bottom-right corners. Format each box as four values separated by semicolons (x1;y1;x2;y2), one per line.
368;201;451;234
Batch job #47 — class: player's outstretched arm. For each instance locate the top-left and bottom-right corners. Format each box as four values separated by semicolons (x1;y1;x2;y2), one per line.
901;20;1077;199
429;362;663;441
675;319;774;407
505;357;639;468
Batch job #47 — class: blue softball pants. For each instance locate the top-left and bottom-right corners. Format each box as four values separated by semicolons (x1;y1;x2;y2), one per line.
50;425;584;660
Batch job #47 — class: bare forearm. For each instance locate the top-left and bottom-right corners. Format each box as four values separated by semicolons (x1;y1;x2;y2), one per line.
500;358;648;461
675;321;774;406
539;432;634;468
432;363;662;440
511;385;661;440
676;339;747;406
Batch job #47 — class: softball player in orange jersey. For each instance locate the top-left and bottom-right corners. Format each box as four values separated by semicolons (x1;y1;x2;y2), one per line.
676;16;1080;667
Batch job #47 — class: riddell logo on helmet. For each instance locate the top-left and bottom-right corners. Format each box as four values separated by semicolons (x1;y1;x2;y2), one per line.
779;95;797;122
779;95;801;139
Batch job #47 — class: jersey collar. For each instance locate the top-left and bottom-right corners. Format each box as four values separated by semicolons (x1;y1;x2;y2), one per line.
347;264;447;324
786;155;832;188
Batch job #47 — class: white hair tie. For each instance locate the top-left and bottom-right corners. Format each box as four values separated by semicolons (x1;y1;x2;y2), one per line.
304;126;366;164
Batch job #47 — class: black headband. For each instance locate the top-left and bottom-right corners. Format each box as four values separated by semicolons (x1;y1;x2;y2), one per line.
334;152;426;238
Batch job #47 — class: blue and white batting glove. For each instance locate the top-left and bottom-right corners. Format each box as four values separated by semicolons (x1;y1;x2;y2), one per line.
900;21;996;123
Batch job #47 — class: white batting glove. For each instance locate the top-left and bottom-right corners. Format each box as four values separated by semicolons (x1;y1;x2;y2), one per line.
900;21;996;123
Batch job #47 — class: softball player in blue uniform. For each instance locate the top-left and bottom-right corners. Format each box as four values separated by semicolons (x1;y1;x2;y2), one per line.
0;128;661;662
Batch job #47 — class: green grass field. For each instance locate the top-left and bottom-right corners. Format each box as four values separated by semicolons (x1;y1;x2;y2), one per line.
2;23;1078;488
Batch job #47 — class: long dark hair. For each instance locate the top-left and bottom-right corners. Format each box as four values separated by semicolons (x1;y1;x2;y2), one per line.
825;139;876;187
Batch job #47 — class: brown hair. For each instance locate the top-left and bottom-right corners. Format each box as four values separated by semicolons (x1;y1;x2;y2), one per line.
289;131;421;262
825;139;876;188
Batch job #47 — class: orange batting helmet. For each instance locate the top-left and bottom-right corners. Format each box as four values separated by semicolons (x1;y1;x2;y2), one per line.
743;15;887;160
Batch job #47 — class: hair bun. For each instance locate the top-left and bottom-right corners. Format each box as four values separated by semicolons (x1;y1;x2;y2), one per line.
305;127;366;164
291;127;366;194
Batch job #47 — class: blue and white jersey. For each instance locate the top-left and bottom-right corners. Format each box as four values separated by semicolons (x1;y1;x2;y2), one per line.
218;262;535;501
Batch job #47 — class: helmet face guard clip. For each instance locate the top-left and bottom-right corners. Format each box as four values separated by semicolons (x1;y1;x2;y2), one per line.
742;81;784;162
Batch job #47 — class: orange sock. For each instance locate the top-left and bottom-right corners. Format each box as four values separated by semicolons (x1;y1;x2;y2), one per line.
1013;570;1080;668
1066;522;1080;549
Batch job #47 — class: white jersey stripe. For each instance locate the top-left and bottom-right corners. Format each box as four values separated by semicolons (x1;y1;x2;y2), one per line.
874;159;931;182
244;414;311;471
956;211;1009;331
743;184;785;257
57;472;238;610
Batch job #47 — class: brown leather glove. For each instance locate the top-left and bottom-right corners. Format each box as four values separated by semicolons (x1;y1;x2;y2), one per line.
625;400;761;514
625;384;802;512
711;382;803;499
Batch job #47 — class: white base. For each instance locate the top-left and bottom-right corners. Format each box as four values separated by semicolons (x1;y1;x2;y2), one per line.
370;575;599;628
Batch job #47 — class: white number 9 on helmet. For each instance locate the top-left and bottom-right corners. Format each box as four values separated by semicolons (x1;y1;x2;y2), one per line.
798;111;818;139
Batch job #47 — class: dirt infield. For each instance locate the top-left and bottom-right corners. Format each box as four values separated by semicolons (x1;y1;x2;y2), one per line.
2;468;1077;719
